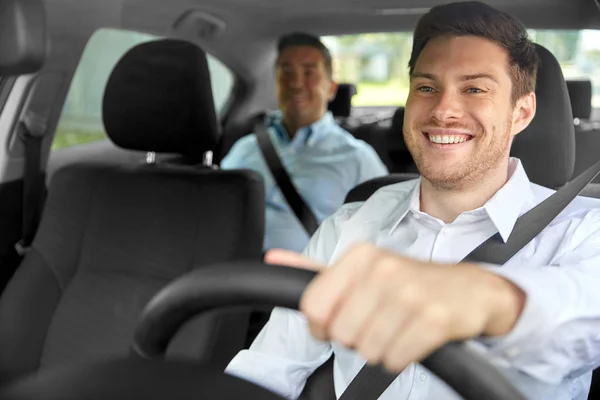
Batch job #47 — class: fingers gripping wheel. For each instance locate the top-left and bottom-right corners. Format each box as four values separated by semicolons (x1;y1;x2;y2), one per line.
132;262;527;400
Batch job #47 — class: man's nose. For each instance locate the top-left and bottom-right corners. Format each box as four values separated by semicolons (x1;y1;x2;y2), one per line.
287;70;304;89
431;89;463;121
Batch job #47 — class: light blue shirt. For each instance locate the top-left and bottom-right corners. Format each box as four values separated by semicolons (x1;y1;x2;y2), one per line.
220;111;388;252
226;158;600;400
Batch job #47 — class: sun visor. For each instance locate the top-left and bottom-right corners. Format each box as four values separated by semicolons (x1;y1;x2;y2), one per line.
0;0;46;76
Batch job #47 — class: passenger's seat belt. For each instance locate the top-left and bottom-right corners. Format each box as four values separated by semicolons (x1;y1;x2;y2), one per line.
338;158;600;400
254;121;319;235
15;112;47;256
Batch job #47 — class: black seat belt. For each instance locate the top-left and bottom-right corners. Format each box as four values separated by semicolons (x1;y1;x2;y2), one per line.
254;121;319;235
338;158;600;400
15;112;47;257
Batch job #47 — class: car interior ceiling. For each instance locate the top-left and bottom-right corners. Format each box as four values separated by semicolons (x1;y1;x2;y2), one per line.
0;0;600;398
0;0;46;76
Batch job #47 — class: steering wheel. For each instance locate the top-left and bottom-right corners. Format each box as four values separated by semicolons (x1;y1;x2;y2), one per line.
0;262;527;400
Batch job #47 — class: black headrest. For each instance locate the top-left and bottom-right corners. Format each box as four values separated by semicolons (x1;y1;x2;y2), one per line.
391;107;405;129
510;44;575;189
328;83;357;117
0;0;46;76
566;80;592;120
102;39;219;157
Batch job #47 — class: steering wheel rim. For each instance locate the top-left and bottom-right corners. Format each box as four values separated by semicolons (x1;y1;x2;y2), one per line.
132;262;527;400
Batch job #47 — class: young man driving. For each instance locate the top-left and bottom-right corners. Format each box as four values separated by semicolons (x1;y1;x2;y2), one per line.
226;2;600;399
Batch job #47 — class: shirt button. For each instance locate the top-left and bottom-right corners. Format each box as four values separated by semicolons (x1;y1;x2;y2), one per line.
419;373;427;381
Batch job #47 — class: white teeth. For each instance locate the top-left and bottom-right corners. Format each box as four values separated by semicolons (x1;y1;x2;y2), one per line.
428;135;469;144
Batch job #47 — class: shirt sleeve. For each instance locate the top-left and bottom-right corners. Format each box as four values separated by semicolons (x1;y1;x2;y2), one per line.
356;143;389;185
225;210;345;399
219;135;255;170
474;209;600;385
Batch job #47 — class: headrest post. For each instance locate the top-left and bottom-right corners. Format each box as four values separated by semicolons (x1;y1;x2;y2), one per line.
145;152;156;165
202;151;213;167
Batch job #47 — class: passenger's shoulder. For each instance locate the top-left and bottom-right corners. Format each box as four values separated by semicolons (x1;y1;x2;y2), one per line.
328;127;381;158
222;134;260;163
231;133;259;152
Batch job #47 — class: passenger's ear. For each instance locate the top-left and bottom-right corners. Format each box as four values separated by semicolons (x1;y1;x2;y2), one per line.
327;80;339;102
511;92;536;137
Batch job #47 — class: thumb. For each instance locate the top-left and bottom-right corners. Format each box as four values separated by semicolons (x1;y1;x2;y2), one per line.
264;249;324;271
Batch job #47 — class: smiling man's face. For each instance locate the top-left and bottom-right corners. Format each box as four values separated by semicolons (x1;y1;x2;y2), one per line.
276;45;337;130
404;35;532;190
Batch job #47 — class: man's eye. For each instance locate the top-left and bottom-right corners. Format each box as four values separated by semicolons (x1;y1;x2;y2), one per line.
467;87;483;93
418;86;434;93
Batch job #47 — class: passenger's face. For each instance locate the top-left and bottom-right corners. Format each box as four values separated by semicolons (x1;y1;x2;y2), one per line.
276;46;337;127
404;35;536;190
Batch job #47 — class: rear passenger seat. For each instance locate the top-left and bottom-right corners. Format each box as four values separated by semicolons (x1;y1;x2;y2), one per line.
327;83;359;131
351;107;417;173
567;79;600;184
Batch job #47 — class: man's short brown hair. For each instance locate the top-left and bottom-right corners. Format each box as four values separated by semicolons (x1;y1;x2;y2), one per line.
409;1;539;104
276;32;333;79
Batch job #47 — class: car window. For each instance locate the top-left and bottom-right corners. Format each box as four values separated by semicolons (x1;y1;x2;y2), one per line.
53;28;235;151
323;29;600;110
322;33;413;108
529;29;600;108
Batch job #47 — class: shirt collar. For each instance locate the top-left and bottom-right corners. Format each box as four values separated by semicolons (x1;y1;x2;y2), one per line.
388;178;421;234
388;158;534;242
482;158;534;242
267;111;336;148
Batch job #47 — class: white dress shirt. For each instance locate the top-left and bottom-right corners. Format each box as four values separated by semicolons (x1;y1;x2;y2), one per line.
226;158;600;400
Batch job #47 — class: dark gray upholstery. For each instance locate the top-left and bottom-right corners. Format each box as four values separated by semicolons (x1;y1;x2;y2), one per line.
567;79;592;120
0;0;46;75
510;44;576;189
344;43;600;203
352;107;415;173
573;129;600;184
327;83;357;118
0;39;265;383
568;79;600;184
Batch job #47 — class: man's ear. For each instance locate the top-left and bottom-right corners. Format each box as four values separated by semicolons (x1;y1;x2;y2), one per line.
511;92;536;137
327;80;339;102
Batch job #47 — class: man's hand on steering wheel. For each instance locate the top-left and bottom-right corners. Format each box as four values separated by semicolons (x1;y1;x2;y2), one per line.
264;243;526;373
